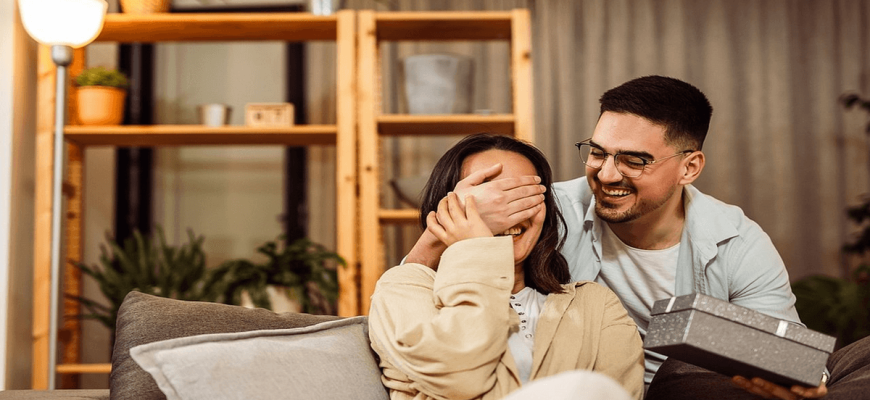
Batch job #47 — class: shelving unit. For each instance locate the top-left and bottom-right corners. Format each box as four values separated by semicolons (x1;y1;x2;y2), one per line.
356;10;535;314
31;11;358;389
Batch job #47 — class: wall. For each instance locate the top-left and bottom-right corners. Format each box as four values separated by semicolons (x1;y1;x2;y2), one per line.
1;0;38;389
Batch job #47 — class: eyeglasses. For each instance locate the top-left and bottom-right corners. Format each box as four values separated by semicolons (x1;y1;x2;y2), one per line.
575;139;694;178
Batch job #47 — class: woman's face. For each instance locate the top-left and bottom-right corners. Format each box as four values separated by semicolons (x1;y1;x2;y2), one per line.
460;149;546;267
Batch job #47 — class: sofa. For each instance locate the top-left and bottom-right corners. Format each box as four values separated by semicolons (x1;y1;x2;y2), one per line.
0;291;389;400
3;291;869;400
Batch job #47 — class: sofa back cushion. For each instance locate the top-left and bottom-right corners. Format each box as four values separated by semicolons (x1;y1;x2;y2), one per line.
111;291;344;400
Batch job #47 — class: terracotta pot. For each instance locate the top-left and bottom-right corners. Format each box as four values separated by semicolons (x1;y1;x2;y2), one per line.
119;0;170;14
76;86;126;126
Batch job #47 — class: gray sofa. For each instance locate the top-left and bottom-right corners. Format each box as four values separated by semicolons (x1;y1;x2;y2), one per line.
1;291;387;400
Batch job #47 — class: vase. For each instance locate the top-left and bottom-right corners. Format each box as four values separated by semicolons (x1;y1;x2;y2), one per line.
399;53;474;114
119;0;170;13
76;86;126;125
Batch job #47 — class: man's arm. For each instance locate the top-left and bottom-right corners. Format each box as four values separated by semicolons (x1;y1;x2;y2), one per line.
404;163;546;268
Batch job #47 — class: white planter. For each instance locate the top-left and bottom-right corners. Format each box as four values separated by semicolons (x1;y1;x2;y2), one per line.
240;286;303;314
399;53;474;114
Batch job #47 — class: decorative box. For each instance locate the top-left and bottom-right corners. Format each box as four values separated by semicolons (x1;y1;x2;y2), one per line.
245;103;294;127
643;293;836;387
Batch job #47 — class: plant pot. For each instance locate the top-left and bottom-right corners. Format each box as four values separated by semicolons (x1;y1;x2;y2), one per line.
119;0;170;14
398;53;474;114
240;286;303;314
76;86;126;126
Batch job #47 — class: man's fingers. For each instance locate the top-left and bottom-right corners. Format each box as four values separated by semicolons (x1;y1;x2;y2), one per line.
486;175;542;191
455;163;503;190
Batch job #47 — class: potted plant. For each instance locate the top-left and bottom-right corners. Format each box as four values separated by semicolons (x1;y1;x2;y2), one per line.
120;0;170;14
72;227;215;336
791;93;870;349
74;66;128;125
205;236;345;315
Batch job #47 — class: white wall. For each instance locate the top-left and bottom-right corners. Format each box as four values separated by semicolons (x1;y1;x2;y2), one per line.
1;0;38;389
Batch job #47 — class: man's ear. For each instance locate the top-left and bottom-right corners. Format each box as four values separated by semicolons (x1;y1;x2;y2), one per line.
679;151;705;185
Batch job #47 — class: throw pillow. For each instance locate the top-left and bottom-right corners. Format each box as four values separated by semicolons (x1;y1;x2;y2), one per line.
111;291;341;400
130;317;388;400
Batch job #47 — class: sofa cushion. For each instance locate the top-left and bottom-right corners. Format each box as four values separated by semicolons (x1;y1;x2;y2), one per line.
111;291;341;400
130;317;387;400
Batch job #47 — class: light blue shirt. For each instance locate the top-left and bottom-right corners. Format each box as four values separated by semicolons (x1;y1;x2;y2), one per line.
553;177;802;383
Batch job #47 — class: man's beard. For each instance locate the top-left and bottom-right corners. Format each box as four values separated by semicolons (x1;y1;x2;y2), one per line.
594;181;678;224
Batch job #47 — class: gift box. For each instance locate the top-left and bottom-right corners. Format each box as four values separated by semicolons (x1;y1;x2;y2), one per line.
643;293;836;387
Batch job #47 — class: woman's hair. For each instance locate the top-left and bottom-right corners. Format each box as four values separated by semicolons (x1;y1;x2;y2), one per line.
419;133;570;294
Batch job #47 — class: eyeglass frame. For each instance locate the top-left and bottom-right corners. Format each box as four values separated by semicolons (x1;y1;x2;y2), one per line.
574;139;695;178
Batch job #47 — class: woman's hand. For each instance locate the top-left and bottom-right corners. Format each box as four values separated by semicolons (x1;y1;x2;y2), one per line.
426;192;493;247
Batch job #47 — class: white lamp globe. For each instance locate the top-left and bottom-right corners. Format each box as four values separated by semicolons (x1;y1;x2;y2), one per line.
19;0;108;48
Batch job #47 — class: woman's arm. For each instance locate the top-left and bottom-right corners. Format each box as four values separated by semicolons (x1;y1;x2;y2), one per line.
369;237;516;399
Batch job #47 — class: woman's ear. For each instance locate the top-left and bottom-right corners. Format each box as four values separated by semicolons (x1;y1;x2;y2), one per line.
679;151;705;185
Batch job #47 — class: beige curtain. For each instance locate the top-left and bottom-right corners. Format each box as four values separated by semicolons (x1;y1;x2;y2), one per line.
532;0;870;281
307;0;870;280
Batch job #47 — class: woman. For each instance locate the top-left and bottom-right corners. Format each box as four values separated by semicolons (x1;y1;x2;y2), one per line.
368;134;644;400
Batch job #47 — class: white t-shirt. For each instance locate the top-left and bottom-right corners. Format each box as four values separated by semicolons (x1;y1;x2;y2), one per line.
596;222;678;385
507;286;548;384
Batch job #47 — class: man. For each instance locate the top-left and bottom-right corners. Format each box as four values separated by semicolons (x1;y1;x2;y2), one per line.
404;76;827;399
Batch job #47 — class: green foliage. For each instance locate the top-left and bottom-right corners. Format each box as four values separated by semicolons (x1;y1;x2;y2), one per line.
791;92;870;348
72;228;214;332
74;66;128;88
204;236;344;315
793;265;870;348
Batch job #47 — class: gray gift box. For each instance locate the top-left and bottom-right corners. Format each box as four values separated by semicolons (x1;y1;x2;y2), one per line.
643;293;836;387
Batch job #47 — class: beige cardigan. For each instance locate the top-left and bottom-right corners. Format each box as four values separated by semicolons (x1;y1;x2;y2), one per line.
368;237;644;400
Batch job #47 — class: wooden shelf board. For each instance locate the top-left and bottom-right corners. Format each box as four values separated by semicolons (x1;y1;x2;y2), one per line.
64;125;337;146
377;114;515;136
375;12;513;41
95;13;338;42
56;363;111;374
379;209;420;224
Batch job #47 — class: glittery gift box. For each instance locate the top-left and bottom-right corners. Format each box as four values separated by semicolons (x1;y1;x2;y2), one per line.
643;293;836;387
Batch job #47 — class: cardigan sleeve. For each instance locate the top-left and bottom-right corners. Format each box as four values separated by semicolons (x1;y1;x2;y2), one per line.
368;237;516;400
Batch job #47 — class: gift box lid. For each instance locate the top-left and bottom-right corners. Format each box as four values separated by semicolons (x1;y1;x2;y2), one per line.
650;293;836;353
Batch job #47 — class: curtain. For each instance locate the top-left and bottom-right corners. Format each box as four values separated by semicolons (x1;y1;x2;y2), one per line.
532;0;870;281
306;0;870;280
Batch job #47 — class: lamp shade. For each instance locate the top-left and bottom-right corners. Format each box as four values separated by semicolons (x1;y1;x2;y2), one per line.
19;0;107;48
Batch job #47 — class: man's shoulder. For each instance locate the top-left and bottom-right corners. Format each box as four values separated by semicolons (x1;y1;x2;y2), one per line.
685;185;767;240
553;177;593;203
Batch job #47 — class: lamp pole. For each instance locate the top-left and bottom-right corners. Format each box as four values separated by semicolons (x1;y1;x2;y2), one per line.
48;44;73;390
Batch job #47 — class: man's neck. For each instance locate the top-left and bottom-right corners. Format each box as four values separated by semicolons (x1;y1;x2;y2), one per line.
607;194;686;250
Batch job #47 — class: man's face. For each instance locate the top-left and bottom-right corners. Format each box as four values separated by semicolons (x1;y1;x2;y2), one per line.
586;111;687;224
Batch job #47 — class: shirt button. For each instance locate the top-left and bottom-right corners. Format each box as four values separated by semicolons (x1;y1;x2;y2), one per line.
521;320;527;323
514;303;521;306
518;312;524;315
525;334;532;339
521;326;526;330
510;296;515;299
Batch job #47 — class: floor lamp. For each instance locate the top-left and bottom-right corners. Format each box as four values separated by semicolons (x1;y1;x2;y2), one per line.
18;0;107;389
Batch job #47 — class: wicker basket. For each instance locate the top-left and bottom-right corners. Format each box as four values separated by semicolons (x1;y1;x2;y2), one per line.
119;0;170;14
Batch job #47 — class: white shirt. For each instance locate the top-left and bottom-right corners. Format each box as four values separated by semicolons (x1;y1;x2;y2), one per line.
507;286;548;384
597;222;678;385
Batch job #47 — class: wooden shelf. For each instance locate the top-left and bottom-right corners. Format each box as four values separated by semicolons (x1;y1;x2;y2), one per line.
56;363;111;374
379;208;420;224
375;11;513;41
95;13;338;42
64;125;337;146
377;114;515;136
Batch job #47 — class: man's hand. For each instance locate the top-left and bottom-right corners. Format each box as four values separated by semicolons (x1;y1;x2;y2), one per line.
426;193;492;247
453;163;546;235
732;376;828;400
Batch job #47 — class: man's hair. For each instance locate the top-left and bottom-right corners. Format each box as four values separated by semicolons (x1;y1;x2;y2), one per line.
419;133;570;294
600;75;713;150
